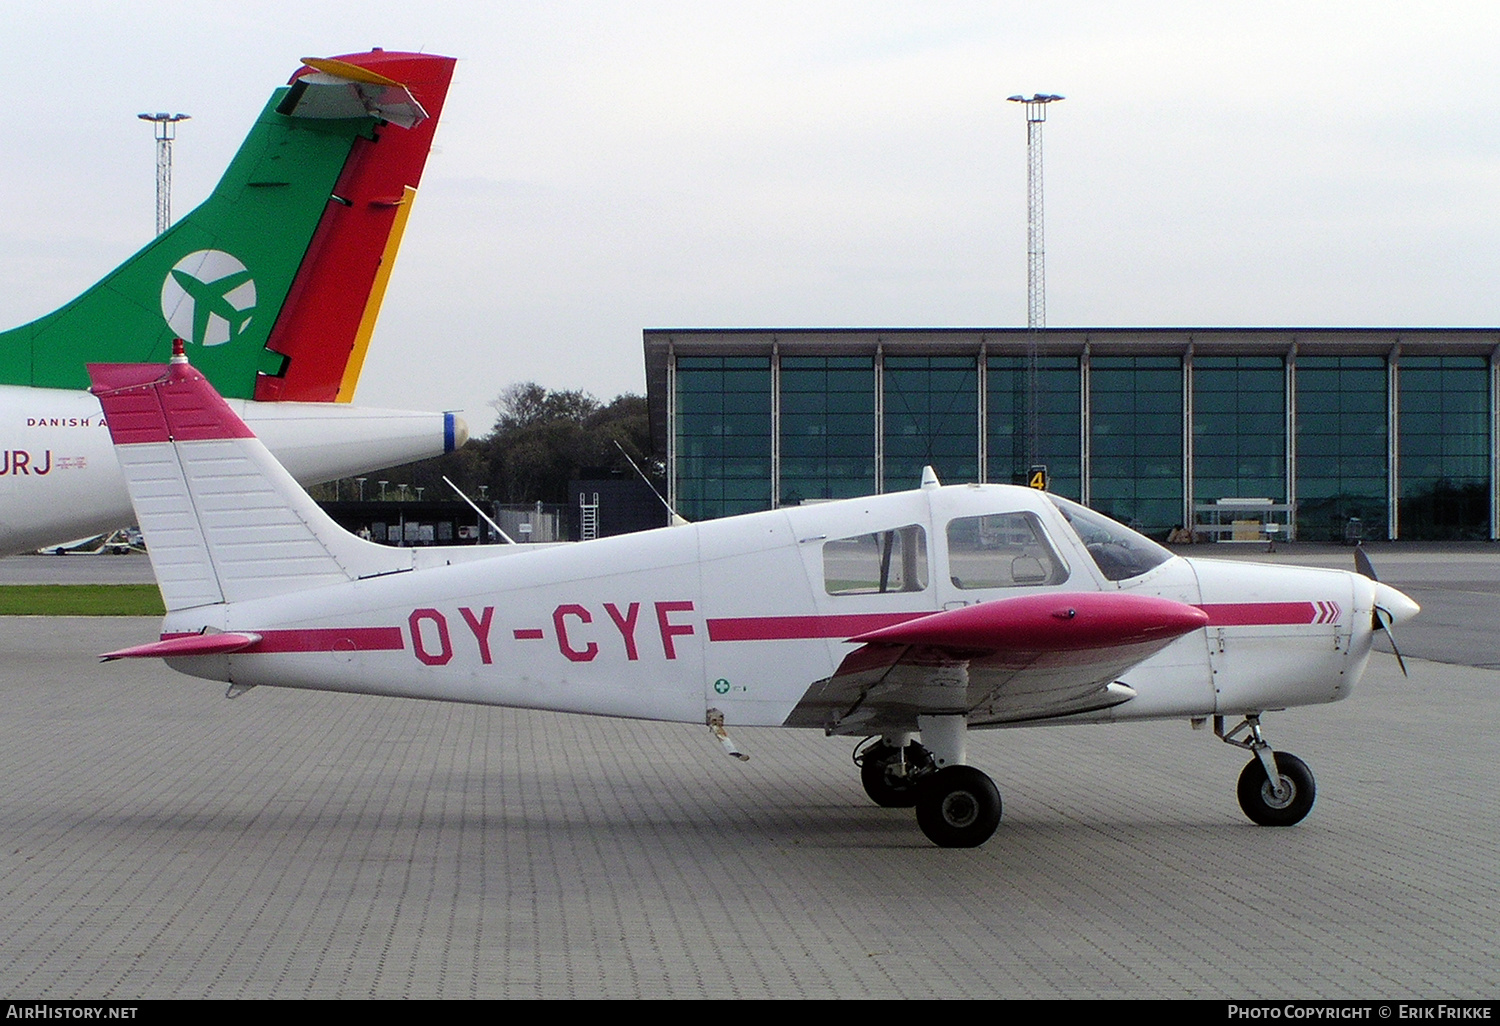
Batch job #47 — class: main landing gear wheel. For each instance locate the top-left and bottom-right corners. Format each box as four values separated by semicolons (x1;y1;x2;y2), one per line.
858;741;936;808
915;766;1002;848
1237;752;1316;827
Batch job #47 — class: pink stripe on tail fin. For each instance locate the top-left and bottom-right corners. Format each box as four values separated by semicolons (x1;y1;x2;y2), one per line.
88;340;254;445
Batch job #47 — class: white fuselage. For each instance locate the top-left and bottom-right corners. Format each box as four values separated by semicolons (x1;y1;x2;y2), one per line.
161;484;1397;731
0;385;461;554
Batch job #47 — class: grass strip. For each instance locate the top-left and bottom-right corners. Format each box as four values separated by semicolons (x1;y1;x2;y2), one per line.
0;584;165;616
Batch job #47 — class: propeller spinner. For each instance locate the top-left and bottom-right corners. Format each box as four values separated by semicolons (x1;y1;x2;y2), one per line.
1354;547;1421;676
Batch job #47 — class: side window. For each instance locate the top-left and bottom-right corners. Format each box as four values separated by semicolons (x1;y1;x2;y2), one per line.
946;512;1068;589
823;525;929;595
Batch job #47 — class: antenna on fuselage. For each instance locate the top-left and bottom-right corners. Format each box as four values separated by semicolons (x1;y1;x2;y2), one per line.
442;475;517;544
614;440;689;526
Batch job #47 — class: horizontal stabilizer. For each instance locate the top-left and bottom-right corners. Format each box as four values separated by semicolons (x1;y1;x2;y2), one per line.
102;632;261;662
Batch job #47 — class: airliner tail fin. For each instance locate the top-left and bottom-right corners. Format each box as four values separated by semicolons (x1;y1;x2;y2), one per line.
3;50;455;405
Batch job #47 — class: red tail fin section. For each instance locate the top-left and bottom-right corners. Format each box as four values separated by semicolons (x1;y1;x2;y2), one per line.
255;50;456;403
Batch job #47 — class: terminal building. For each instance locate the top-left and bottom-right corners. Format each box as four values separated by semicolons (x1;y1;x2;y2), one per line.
644;328;1500;542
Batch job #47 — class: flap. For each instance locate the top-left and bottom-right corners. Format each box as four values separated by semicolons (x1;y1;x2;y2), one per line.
784;592;1207;733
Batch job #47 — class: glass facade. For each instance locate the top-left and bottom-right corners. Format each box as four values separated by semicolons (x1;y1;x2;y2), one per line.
1295;356;1387;542
1090;356;1182;536
1399;356;1489;539
659;336;1496;540
674;356;772;521
883;356;979;490
780;356;875;505
987;356;1081;499
1193;356;1286;505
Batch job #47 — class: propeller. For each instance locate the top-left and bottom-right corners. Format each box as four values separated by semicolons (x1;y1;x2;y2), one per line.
1372;605;1409;677
1354;546;1415;677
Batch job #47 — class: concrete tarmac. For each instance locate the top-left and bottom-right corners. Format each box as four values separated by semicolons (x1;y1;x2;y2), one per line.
0;605;1496;998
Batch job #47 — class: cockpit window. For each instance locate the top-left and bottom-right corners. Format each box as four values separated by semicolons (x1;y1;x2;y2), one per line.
1046;494;1174;582
823;525;929;595
946;512;1068;589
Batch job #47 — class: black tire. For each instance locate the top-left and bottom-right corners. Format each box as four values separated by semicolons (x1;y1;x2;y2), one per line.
1237;752;1316;826
915;766;1002;848
858;741;935;807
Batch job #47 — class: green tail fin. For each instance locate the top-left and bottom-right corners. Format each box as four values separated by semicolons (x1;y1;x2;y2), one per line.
0;51;454;402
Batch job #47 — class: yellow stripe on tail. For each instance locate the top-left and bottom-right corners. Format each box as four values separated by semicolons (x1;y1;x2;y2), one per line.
337;184;417;402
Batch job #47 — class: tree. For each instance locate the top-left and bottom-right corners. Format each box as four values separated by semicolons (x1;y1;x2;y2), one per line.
320;382;658;507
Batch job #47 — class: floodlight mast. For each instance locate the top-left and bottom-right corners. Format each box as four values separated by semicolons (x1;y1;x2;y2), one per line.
1007;92;1063;476
137;112;190;237
1006;94;1062;329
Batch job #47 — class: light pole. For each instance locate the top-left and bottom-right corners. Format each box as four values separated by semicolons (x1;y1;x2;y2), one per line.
1006;94;1063;330
137;112;190;236
1007;92;1064;477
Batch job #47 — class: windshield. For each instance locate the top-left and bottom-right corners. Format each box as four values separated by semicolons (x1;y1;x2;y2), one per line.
1046;494;1174;582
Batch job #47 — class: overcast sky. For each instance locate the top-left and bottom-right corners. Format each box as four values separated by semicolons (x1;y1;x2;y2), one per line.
3;2;1498;431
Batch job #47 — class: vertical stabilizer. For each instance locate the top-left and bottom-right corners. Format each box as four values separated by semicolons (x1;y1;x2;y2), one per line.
89;348;409;612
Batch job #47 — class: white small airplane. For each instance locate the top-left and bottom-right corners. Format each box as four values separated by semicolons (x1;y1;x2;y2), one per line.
92;348;1421;847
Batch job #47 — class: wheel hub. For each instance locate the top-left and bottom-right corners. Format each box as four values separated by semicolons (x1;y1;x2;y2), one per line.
941;790;979;828
1260;778;1296;809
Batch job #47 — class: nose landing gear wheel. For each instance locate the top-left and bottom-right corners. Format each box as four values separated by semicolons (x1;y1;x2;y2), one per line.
1237;752;1316;826
858;741;936;808
915;766;1002;847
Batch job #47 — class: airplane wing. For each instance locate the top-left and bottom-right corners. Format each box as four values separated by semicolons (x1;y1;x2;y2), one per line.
783;592;1209;734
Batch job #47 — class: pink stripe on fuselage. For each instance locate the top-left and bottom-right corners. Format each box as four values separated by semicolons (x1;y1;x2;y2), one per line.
161;627;404;654
143;603;1332;661
1196;602;1323;626
707;600;1337;644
